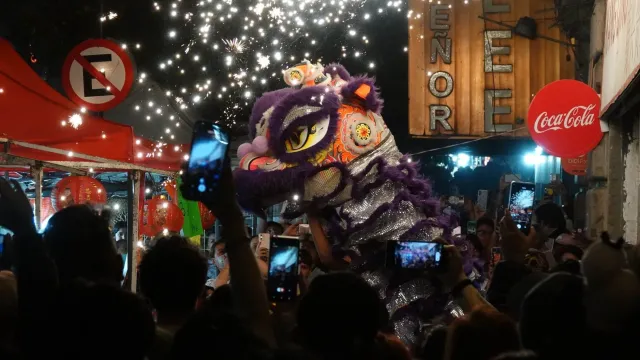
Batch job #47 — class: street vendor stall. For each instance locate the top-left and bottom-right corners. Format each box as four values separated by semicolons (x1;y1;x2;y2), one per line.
0;37;186;292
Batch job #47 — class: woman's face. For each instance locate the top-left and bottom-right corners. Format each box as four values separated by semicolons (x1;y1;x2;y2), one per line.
214;243;227;269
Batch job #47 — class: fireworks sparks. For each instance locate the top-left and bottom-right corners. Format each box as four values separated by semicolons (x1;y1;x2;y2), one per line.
257;54;270;69
222;38;247;54
124;0;410;131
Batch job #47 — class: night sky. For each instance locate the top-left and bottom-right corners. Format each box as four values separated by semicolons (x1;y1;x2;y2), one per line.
0;0;533;157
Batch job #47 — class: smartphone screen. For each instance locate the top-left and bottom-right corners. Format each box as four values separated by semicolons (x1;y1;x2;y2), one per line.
267;236;300;301
467;221;477;235
182;121;229;200
508;181;535;233
491;246;502;267
477;190;488;212
387;241;443;270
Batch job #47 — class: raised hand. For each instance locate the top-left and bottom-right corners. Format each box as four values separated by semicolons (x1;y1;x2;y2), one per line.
499;209;537;263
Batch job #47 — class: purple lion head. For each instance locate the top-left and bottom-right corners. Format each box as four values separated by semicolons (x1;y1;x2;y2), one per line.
234;63;388;213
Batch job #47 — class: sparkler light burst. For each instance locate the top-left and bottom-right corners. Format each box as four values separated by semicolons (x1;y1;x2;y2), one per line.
130;0;405;134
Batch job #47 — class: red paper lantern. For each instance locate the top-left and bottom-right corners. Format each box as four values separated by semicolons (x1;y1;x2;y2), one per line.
164;179;178;204
51;176;107;211
143;196;184;235
198;202;216;229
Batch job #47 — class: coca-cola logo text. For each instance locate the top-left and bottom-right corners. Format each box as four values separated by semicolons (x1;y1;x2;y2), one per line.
533;104;597;134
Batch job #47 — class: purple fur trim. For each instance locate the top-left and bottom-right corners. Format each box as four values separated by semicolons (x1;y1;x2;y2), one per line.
268;86;340;163
249;88;296;138
233;163;314;212
341;76;383;113
325;63;351;81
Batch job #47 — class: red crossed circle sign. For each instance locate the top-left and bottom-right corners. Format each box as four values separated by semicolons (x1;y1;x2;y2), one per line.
527;80;602;158
62;39;134;112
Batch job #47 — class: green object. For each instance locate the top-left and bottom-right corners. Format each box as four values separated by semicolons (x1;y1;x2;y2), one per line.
176;177;204;237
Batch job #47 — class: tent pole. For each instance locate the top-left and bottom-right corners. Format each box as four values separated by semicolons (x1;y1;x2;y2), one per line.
31;164;43;230
127;170;142;293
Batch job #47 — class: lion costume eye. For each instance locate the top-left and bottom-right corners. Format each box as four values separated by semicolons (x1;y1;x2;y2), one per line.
284;123;325;153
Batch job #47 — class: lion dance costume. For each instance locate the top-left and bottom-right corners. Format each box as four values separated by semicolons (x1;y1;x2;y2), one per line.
234;61;482;346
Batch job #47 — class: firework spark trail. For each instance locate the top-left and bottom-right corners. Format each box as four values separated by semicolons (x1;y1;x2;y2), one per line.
128;0;405;133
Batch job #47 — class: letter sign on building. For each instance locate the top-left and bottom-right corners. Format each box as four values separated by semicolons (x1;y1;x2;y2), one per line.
408;0;575;138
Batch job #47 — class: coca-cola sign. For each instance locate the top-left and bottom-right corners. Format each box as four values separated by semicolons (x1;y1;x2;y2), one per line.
527;80;602;158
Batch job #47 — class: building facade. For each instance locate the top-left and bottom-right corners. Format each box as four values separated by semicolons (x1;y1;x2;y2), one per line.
588;0;640;243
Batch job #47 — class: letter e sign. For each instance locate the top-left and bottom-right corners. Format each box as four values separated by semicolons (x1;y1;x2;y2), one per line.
62;39;134;112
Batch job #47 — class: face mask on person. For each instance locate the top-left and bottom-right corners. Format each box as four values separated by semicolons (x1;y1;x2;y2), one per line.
214;254;227;269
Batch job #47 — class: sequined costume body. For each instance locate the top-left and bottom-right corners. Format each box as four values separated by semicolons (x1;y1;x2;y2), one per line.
234;62;471;346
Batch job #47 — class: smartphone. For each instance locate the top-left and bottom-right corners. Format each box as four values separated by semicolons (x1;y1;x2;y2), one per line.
182;121;230;201
267;236;300;301
477;190;488;212
508;181;536;234
491;246;502;267
466;221;477;235
255;233;270;257
386;241;444;271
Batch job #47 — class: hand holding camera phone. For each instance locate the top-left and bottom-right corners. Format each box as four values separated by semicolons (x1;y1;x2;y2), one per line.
507;181;535;235
267;235;300;301
386;240;445;271
181;121;230;201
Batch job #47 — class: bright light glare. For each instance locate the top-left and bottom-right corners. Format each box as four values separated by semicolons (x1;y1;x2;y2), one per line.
524;153;545;165
456;153;470;168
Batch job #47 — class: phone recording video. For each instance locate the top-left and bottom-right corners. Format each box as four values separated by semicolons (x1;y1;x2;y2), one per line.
387;241;444;270
508;182;535;234
267;237;300;301
182;121;229;201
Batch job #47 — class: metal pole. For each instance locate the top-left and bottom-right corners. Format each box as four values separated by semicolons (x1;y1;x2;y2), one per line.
127;170;142;293
214;219;221;241
31;164;43;230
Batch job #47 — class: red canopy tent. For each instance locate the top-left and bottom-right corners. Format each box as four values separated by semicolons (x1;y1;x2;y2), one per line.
0;38;185;172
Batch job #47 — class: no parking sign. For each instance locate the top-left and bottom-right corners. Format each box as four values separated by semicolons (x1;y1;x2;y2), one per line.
62;39;134;112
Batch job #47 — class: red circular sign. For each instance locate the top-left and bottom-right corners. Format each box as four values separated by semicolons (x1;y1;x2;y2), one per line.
527;80;602;158
561;155;588;176
62;39;134;112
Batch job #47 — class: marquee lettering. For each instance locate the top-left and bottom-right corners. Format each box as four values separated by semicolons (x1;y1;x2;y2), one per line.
428;4;454;131
483;5;513;133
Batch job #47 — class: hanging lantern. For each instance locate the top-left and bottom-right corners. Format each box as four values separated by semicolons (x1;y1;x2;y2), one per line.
50;176;107;211
198;202;216;230
144;196;184;235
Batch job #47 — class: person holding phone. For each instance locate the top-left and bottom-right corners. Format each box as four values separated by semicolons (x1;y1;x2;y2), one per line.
180;122;276;347
210;239;230;289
